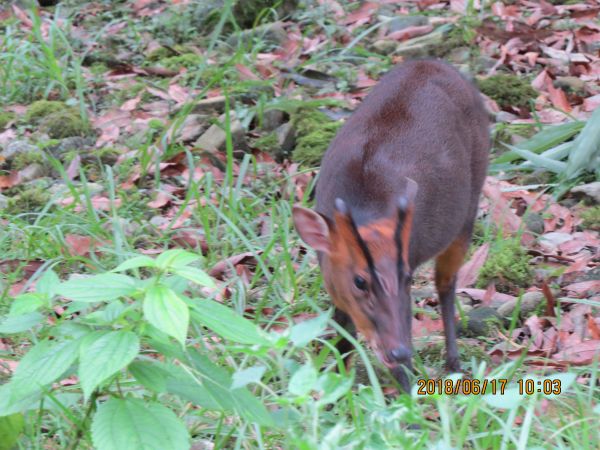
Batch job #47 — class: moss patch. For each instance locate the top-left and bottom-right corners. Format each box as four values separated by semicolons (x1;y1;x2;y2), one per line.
233;0;297;29
477;239;532;291
25;101;66;125
478;74;538;110
0;111;15;129
40;110;90;139
252;132;279;154
157;53;202;71
11;150;45;171
581;206;600;231
5;185;51;215
416;340;490;370
291;109;341;166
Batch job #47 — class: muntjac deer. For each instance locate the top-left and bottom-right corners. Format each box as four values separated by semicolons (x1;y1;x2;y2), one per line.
293;60;490;392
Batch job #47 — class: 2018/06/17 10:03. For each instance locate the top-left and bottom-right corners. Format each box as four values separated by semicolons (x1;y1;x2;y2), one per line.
416;378;562;396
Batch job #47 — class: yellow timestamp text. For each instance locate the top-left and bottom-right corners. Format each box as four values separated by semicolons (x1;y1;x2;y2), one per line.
416;378;508;396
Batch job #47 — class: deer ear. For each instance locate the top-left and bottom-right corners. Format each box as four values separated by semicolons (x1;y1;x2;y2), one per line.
397;177;418;212
293;206;331;253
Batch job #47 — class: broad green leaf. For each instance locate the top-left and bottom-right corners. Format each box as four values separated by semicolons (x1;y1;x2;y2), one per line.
0;383;42;417
290;312;330;347
503;144;566;174
91;397;189;450
494;121;583;164
57;274;138;303
163;364;222;410
36;269;60;298
232;365;266;389
288;363;318;397
0;413;24;450
112;256;156;272
190;351;274;427
483;387;523;409
129;361;170;393
565;107;600;179
172;266;215;288
144;285;189;346
12;339;78;385
79;331;140;400
316;372;353;405
9;293;45;316
155;249;201;270
192;299;269;346
519;142;572;169
10;340;79;405
0;312;44;334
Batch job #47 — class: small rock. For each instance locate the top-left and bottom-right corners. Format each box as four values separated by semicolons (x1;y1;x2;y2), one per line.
0;193;8;209
520;291;545;317
192;96;227;115
226;22;287;48
571;182;600;204
275;122;295;155
387;15;429;33
524;212;545;235
413;286;435;299
371;39;398;55
474;55;498;71
460;307;501;337
459;303;473;314
495;111;519;123
19;163;47;183
195;113;247;152
149;215;170;228
191;440;215;450
393;24;450;58
448;47;471;64
1;141;38;163
555;76;586;93
262;109;285;132
177;114;209;142
47;136;94;159
539;232;572;252
497;298;518;318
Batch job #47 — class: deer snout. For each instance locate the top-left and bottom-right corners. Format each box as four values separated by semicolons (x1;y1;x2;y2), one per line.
388;346;412;363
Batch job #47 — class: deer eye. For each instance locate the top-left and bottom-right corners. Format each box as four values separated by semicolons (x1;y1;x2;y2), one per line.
353;275;368;291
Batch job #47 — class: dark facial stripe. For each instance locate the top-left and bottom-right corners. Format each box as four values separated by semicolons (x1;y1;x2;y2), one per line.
346;208;384;297
395;208;406;274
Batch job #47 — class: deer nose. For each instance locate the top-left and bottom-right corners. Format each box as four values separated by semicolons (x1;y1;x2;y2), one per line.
388;346;411;363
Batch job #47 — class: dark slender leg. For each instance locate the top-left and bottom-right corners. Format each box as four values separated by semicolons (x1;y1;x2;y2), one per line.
333;308;356;371
435;235;469;373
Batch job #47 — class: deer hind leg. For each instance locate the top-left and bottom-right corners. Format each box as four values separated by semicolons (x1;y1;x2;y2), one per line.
435;233;470;372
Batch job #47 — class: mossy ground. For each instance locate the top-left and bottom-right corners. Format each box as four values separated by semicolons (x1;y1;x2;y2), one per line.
5;184;52;215
24;101;66;124
40;110;90;139
581;206;600;231
0;111;15;128
478;74;538;110
252;132;279;154
291;109;341;166
477;238;532;291
11;149;45;170
416;340;490;370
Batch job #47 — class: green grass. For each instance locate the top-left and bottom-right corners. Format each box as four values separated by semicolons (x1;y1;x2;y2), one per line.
0;1;598;449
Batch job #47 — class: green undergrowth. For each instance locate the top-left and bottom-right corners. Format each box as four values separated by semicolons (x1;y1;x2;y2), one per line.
478;73;538;110
291;109;342;166
0;2;599;449
477;237;532;291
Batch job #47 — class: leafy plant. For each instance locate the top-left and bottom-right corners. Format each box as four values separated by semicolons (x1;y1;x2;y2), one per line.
0;250;277;449
492;108;600;195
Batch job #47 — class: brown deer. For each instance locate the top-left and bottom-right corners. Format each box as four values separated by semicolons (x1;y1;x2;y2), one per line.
293;60;490;392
